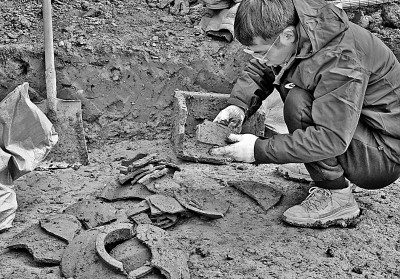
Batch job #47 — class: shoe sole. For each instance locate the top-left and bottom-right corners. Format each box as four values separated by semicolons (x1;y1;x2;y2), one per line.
282;205;361;228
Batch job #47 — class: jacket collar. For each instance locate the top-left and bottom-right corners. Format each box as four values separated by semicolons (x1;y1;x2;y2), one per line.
273;0;350;84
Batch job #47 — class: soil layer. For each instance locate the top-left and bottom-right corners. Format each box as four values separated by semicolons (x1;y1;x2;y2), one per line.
1;0;400;278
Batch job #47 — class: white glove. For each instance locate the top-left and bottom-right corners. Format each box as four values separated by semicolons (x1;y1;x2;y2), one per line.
213;105;245;133
209;134;257;163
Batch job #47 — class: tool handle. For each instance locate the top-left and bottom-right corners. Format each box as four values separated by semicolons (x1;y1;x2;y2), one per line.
43;0;57;112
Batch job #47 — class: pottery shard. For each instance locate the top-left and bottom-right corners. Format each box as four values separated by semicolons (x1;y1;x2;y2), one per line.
95;223;135;273
146;198;164;216
119;167;152;184
39;213;82;243
138;167;169;184
63;200;118;229
144;174;182;193
136;224;190;279
173;188;230;218
121;153;148;167
110;237;152;273
196;119;232;146
150;214;179;229
99;179;154;201
147;194;187;214
7;223;68;264
130;212;153;225
61;229;126;279
128;153;160;170
126;200;150;218
275;163;312;183
228;180;282;212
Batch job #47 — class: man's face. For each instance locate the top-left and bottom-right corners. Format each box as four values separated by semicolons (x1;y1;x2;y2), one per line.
244;27;297;67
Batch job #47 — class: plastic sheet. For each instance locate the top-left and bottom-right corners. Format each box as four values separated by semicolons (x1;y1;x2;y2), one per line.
0;83;58;231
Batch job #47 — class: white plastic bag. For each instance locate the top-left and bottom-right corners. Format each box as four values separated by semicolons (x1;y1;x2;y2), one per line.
0;83;58;231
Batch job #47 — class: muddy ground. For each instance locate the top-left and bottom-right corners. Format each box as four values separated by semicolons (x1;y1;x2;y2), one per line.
1;0;400;278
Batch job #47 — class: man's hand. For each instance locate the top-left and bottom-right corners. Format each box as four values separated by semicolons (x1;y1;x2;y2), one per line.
213;105;245;133
209;134;257;163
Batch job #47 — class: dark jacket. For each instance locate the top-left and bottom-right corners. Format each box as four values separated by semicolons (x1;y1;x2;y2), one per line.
228;0;400;164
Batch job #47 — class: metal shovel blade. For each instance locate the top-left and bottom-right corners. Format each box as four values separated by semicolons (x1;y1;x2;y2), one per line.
40;0;89;166
36;98;89;165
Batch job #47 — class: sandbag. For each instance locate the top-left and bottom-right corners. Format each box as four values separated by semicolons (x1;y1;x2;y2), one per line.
0;83;58;231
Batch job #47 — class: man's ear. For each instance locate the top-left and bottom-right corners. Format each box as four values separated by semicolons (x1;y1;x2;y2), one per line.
280;26;297;45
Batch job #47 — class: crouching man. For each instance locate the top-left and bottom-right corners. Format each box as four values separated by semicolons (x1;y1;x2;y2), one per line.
211;0;400;227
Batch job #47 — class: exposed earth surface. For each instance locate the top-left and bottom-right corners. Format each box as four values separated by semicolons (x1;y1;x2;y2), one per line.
1;0;400;278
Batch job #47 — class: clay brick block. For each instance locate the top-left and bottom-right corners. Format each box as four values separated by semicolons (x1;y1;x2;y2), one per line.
171;90;265;164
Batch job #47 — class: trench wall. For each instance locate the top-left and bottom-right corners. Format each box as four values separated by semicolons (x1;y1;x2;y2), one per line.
0;44;247;143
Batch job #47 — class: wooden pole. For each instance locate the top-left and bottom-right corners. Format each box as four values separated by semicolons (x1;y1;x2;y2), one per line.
42;0;57;113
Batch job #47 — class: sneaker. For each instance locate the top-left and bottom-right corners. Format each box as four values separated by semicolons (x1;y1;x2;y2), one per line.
282;185;360;228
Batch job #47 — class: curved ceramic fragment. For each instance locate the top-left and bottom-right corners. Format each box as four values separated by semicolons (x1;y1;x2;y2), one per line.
128;265;154;279
95;223;135;274
110;237;152;273
60;229;126;279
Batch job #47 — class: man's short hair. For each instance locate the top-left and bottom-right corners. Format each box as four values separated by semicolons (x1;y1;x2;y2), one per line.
234;0;299;46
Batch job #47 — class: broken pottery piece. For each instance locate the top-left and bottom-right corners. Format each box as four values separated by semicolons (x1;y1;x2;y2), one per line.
144;174;181;193
128;153;160;170
96;223;135;273
130;212;153;225
138;167;169;184
63;200;118;229
39;213;82;243
127;266;154;279
7;223;67;264
150;214;179;229
228;180;283;212
121;153;149;167
99;179;154;201
146;198;164;216
136;224;190;279
61;229;126;279
173;188;230;219
275;163;312;183
147;194;187;214
110;237;152;273
126;200;150;218
119;167;152;184
131;165;166;185
176;137;233;165
196;119;232;146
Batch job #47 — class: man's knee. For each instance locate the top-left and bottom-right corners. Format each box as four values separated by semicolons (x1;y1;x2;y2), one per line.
283;87;313;132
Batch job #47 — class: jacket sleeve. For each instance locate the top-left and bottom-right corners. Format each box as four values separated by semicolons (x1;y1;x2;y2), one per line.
228;59;276;119
254;52;370;164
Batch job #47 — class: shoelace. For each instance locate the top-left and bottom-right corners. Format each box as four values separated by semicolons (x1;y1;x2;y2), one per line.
301;187;331;211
